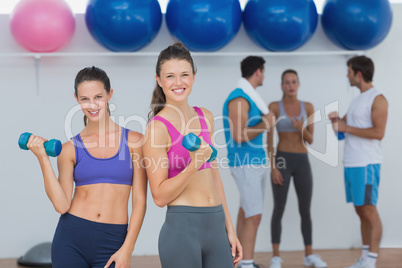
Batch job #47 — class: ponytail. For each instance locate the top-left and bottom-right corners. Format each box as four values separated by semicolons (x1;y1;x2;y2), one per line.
148;84;166;121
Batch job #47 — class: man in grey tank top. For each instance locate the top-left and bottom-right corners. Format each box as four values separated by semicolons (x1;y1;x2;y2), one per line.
329;56;388;268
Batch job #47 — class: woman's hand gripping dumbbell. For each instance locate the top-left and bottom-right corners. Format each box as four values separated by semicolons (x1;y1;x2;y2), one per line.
18;132;62;157
182;133;217;162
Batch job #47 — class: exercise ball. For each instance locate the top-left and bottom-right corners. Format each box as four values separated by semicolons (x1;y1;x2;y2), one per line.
321;0;393;50
243;0;318;51
10;0;75;52
166;0;242;52
85;0;162;52
17;242;52;267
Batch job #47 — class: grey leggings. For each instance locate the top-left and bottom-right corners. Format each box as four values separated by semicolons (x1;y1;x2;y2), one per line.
271;151;313;245
158;205;234;268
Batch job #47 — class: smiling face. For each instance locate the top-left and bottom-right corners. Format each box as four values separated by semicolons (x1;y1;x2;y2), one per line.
281;72;299;97
75;80;113;123
156;59;195;104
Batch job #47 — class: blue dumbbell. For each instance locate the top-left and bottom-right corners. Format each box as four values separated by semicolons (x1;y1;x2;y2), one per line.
182;133;217;162
18;132;62;157
336;131;345;140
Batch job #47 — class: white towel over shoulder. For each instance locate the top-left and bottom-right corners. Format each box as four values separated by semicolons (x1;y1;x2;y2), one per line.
236;77;269;115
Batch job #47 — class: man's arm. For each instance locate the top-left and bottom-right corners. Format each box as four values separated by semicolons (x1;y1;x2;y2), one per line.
339;95;388;140
227;97;272;143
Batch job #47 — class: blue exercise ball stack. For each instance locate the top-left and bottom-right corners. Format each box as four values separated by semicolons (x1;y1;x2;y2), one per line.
321;0;393;50
85;0;162;52
243;0;318;51
165;0;242;52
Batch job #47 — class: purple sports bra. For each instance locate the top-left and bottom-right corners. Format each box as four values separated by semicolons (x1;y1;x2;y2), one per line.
150;107;212;179
72;127;133;186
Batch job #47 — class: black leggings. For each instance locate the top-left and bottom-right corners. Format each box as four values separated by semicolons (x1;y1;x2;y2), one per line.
271;151;313;245
158;205;234;268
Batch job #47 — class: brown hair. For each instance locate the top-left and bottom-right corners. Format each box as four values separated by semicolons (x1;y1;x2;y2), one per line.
281;69;299;85
347;56;374;83
148;42;196;121
241;56;265;79
74;66;111;126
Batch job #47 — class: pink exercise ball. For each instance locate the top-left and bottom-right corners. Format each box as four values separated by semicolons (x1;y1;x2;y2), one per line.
10;0;75;52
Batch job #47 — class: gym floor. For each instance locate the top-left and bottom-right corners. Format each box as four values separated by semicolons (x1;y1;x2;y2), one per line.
1;248;401;268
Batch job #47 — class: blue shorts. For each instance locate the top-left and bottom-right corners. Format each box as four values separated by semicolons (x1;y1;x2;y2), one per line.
344;164;381;206
51;213;128;268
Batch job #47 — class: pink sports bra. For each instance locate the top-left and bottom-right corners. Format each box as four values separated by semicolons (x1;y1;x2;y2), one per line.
150;107;212;178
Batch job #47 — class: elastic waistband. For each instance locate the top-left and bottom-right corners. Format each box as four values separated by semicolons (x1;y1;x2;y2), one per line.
61;213;128;232
167;204;223;213
276;151;308;157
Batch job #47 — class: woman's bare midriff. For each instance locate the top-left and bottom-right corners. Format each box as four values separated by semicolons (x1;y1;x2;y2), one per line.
68;183;131;224
277;132;308;153
168;169;221;207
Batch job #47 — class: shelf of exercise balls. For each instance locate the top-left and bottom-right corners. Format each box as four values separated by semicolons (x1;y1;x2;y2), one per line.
0;50;366;58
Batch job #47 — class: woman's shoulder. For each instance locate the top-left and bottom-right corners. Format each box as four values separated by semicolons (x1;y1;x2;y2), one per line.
197;106;213;117
196;107;214;124
301;101;314;112
126;129;143;143
57;139;76;164
125;129;144;152
268;101;280;113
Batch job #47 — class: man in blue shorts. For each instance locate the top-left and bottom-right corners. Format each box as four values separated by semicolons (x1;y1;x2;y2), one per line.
223;56;275;268
329;56;388;268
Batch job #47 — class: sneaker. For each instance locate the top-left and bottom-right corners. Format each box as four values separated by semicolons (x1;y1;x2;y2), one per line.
346;258;369;268
303;254;327;268
270;256;283;268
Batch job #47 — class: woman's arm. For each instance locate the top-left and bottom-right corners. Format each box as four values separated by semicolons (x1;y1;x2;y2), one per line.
28;135;75;214
301;102;315;144
144;120;209;207
105;131;148;268
203;108;243;265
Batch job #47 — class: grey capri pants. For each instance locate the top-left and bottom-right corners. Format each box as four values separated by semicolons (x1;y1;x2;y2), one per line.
158;205;234;268
271;151;313;245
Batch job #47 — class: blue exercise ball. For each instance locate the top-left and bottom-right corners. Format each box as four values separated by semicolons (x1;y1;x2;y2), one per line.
243;0;318;51
166;0;242;52
85;0;162;52
321;0;393;50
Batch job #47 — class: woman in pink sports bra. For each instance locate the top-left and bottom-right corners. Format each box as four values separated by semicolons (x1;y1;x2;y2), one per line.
143;42;242;268
26;67;147;268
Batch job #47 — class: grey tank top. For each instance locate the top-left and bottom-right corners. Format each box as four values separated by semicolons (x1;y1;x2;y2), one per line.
276;100;308;133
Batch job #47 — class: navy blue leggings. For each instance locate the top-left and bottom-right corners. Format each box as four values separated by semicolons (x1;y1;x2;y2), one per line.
51;213;128;268
158;205;234;268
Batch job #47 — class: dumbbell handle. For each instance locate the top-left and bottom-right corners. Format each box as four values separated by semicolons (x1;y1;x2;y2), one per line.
182;133;217;162
18;132;62;157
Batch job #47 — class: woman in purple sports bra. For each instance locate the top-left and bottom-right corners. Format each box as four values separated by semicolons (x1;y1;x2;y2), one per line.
143;42;242;268
267;69;327;268
26;67;147;268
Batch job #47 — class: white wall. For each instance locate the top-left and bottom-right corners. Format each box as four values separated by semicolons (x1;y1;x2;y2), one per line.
1;5;401;258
